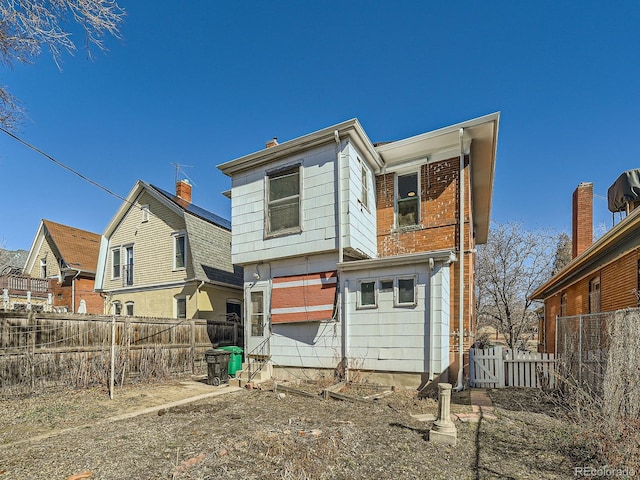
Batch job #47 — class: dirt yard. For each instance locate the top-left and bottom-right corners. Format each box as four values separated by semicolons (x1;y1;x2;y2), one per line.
0;379;589;479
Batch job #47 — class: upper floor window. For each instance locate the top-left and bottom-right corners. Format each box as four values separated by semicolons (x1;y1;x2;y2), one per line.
174;233;186;270
141;205;150;223
397;172;419;227
40;258;47;278
360;161;369;210
124;245;134;286
588;277;600;314
112;248;121;279
267;166;300;236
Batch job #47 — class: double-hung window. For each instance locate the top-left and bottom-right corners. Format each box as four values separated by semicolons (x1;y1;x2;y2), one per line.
360;161;369;210
267;166;301;236
112;248;121;279
174;233;186;270
176;297;187;319
397;172;419;227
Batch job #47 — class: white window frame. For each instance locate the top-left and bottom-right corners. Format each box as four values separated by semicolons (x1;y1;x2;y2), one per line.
141;204;150;223
111;247;121;280
176;296;187;319
360;159;370;211
112;301;122;316
395;275;417;307
265;165;302;237
173;232;187;270
379;278;394;293
40;258;47;278
125;302;134;316
357;279;377;309
395;171;420;228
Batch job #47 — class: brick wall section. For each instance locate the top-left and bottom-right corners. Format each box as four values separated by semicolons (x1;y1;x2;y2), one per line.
540;248;640;353
375;156;476;347
572;182;593;258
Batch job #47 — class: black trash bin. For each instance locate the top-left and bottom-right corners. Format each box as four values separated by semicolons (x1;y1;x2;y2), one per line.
205;349;231;386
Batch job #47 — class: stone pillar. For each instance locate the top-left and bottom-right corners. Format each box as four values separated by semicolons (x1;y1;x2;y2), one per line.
429;383;457;445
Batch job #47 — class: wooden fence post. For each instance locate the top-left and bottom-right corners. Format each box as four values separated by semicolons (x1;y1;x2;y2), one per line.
190;320;195;374
110;315;116;400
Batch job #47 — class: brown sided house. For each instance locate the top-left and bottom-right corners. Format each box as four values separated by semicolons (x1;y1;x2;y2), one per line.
23;220;102;314
532;171;640;354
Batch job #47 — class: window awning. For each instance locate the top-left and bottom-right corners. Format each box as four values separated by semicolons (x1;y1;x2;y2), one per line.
271;271;337;324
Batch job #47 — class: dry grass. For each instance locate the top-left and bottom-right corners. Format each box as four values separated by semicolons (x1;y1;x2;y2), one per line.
0;380;588;480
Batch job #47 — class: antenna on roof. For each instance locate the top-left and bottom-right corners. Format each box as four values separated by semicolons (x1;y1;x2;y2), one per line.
171;162;197;187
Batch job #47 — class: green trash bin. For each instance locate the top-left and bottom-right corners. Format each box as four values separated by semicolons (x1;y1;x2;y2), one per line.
218;346;243;377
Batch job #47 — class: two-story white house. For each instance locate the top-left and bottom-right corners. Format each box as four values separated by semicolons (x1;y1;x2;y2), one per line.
218;114;499;387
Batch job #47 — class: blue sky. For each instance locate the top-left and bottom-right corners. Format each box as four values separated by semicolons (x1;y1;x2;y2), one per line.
1;1;638;250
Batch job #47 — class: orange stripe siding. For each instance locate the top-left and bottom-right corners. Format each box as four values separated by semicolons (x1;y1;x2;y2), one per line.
272;309;334;324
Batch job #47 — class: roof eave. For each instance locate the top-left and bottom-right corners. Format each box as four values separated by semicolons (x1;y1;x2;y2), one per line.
217;118;383;176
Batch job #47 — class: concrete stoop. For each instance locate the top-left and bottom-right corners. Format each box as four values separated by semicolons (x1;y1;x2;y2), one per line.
229;362;271;388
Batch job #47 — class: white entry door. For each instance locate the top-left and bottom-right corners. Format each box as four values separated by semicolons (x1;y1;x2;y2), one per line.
246;289;269;355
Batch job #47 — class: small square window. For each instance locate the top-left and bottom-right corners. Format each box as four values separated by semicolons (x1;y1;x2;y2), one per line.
395;277;417;307
358;280;377;309
380;279;394;292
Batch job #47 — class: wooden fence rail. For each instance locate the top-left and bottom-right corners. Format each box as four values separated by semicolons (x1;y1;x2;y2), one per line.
0;312;214;393
469;346;556;389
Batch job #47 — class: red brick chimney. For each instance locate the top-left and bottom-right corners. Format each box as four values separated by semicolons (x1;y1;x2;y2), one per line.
266;137;278;148
572;182;593;258
176;179;192;206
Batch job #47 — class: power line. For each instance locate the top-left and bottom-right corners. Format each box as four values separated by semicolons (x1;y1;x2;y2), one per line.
0;126;129;204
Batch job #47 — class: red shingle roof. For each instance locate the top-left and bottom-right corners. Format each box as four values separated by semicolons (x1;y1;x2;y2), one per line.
42;220;100;274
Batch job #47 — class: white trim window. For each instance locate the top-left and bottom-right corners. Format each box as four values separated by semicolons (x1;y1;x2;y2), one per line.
395;276;417;307
396;172;420;227
173;233;187;270
125;302;134;316
176;297;187;319
111;248;121;279
266;166;301;236
40;258;47;278
379;278;394;292
112;301;122;315
360;159;370;210
141;204;150;223
357;279;377;309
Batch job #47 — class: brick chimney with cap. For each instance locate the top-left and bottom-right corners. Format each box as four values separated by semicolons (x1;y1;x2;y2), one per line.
572;182;593;258
266;137;278;148
176;179;192;206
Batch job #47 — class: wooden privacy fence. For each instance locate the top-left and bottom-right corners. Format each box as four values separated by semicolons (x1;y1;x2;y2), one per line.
469;346;556;389
0;311;213;393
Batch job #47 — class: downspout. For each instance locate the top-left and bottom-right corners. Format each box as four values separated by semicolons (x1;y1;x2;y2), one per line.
70;269;81;313
196;280;205;318
335;130;348;381
455;127;465;391
428;257;435;382
334;130;343;262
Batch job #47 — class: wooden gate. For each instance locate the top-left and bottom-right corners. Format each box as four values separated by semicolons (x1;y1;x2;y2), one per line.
469;346;505;388
469;347;556;389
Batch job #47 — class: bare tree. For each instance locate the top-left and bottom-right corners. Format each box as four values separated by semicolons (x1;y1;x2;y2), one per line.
0;0;125;129
476;221;557;350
